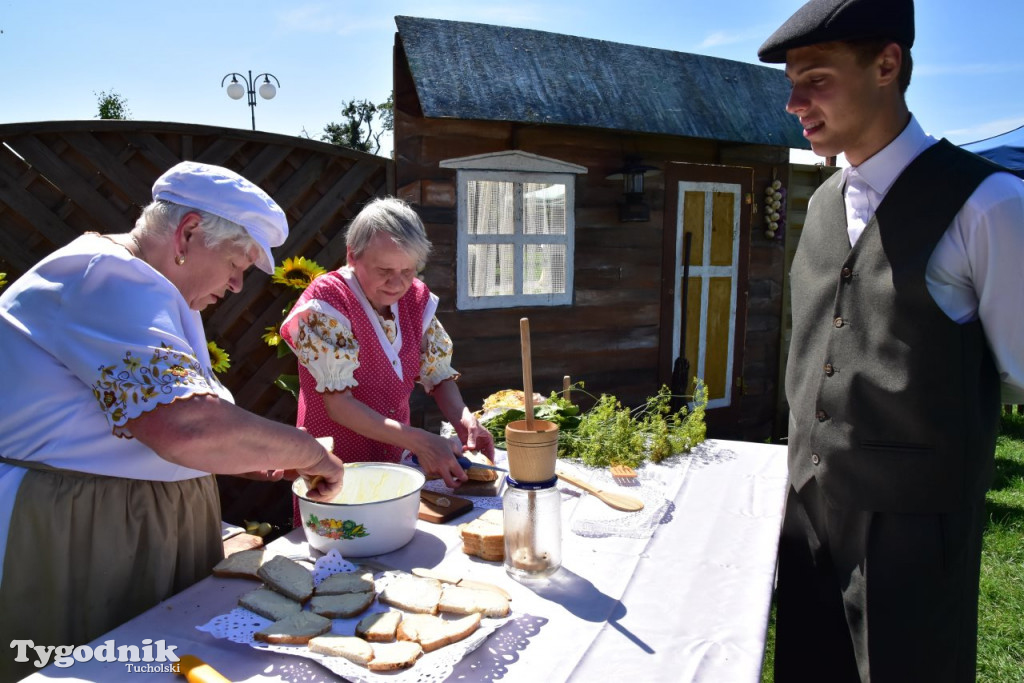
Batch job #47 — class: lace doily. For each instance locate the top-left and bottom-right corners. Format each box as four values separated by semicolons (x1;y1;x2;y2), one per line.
197;551;511;683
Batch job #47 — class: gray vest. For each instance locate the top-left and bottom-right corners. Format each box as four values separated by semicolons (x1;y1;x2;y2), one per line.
786;140;1002;512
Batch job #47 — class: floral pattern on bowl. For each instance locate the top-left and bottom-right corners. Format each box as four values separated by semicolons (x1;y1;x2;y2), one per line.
305;514;369;541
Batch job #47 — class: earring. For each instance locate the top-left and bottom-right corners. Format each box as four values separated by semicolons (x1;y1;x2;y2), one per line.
175;254;186;266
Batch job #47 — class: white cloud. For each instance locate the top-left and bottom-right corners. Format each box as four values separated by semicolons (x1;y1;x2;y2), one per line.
944;116;1024;145
698;24;774;49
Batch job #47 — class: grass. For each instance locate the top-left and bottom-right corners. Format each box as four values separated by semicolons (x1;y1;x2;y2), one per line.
760;411;1024;682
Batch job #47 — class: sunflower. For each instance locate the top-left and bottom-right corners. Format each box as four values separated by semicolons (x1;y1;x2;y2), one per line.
207;341;231;374
272;256;326;290
262;325;282;347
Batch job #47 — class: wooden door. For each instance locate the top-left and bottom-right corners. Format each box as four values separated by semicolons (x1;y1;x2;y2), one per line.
659;162;752;432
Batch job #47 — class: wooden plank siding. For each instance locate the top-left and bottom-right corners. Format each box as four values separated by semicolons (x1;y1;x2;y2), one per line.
395;43;793;441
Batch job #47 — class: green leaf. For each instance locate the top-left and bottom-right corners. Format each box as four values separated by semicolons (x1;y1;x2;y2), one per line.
275;374;300;399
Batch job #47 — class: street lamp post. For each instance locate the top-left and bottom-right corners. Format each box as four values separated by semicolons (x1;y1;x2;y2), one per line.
220;70;280;131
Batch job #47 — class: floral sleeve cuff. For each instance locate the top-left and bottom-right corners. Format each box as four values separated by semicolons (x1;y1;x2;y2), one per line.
419;316;460;393
93;342;217;437
281;300;361;393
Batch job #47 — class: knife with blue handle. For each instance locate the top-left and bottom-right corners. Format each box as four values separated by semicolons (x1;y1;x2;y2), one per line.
408;454;507;473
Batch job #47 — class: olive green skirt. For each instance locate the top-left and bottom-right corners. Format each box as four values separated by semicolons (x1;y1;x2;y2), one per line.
0;466;223;682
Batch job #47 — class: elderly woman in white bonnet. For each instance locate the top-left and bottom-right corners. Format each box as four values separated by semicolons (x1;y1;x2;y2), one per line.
281;197;494;496
0;161;345;681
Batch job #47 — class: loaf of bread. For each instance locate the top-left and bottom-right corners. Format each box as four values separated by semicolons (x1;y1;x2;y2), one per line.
316;570;375;595
308;635;374;666
212;548;265;580
378;575;443;615
462;451;498;482
253;612;332;644
309;591;375;619
258;556;314;603
356;610;403;642
367;641;423;672
459;509;505;562
238;586;302;622
438;585;511;618
396;613;482;653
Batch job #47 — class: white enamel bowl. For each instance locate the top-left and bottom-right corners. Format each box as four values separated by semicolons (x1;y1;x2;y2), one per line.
292;462;425;557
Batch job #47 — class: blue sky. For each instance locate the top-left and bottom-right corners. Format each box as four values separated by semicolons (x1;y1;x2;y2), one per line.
3;0;1023;160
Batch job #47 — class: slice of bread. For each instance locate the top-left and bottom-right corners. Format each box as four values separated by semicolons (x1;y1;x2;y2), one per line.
463;451;498;482
316;570;375;596
253;612;332;644
396;613;482;653
212;548;265;580
378;575;442;614
367;641;423;672
459;509;505;562
308;635;374;666
238;586;302;622
258;555;314;603
309;591;375;619
438;585;511;618
355;610;402;642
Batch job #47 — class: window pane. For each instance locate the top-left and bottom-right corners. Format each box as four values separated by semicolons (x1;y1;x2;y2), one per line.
468;244;514;297
523;183;567;235
467;180;514;235
523;244;566;295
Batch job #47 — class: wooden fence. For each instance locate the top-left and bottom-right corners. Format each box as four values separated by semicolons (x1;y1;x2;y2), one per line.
0;120;394;423
0;121;394;528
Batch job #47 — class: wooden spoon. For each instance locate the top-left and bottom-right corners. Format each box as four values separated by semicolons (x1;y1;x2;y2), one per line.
520;317;535;430
557;471;645;512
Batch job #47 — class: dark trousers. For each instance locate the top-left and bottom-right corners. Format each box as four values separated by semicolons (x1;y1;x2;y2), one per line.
773;478;986;683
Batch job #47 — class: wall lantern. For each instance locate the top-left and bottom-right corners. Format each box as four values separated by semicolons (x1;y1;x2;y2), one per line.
606;157;659;222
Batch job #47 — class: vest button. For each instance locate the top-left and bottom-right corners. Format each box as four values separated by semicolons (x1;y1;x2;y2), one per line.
811;453;821;465
833;317;844;328
841;267;852;280
824;363;834;376
815;410;829;422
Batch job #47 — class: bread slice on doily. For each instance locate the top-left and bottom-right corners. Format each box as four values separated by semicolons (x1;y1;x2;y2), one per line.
438;584;510;618
367;641;423;672
396;613;482;653
254;611;332;644
308;635;374;666
309;591;375;619
356;610;403;642
238;586;302;622
378;575;443;614
257;555;314;603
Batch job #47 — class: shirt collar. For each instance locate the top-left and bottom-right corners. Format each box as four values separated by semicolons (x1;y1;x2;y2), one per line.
841;115;935;195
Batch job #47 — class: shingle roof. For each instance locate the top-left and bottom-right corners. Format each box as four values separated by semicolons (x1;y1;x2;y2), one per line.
396;15;809;149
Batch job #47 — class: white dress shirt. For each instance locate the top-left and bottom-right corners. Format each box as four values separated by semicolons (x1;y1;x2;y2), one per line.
840;115;1024;403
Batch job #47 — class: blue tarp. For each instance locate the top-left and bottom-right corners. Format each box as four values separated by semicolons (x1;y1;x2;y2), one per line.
961;125;1024;177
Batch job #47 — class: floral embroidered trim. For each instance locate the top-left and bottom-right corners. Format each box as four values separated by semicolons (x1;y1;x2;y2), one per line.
294;311;360;392
420;316;460;393
93;343;211;426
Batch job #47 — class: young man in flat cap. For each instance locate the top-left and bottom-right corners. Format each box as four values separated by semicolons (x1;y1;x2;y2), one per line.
759;0;1024;680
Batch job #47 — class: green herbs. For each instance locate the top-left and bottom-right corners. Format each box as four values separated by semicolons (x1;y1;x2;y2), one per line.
483;382;707;467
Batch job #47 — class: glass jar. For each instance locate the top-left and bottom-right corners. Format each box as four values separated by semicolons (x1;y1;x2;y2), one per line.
503;476;561;580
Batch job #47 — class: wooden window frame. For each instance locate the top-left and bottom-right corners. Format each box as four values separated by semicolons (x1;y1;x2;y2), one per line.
440;151;587;311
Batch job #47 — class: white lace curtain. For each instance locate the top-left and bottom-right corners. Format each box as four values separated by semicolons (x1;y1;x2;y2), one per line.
467;180;567;298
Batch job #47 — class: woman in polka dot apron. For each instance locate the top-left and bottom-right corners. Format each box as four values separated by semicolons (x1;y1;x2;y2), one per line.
281;198;495;516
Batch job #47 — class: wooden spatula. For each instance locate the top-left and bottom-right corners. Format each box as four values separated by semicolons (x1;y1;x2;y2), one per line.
557;471;645;512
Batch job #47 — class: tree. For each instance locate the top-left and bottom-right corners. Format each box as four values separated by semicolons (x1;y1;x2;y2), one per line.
95;90;130;120
321;93;393;155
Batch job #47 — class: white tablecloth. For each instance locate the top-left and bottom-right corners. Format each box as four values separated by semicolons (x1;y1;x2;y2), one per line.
21;439;788;682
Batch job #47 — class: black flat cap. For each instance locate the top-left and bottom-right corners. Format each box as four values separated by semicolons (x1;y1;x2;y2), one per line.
758;0;914;63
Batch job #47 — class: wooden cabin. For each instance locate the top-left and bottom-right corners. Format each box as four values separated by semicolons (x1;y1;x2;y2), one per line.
392;16;822;441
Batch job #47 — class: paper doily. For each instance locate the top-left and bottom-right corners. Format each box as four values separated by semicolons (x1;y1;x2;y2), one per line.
197;553;511;683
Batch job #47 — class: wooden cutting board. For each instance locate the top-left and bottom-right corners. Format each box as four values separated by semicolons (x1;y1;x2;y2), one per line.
418;491;474;524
